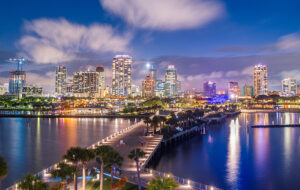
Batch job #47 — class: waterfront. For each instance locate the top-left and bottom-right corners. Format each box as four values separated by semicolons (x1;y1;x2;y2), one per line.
0;117;137;189
153;112;300;190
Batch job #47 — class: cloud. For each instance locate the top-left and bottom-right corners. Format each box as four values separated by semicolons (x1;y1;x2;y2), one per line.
19;18;132;64
100;0;224;30
280;70;300;81
276;32;300;51
187;71;223;81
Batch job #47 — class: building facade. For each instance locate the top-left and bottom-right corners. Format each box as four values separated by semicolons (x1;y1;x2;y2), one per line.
72;71;99;98
281;78;297;96
203;81;216;98
112;55;132;97
155;80;165;97
55;66;67;96
9;71;26;95
142;75;155;98
228;81;240;97
253;64;268;96
164;65;178;97
241;85;254;96
22;86;43;96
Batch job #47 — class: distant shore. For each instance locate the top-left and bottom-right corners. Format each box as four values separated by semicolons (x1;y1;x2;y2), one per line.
0;114;150;118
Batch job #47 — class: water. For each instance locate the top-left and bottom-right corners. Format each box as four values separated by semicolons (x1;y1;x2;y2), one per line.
153;112;300;190
0;117;137;188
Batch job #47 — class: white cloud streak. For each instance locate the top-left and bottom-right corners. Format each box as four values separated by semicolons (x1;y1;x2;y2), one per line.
19;18;132;64
100;0;224;30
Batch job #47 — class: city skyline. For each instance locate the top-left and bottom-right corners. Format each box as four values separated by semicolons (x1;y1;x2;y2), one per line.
1;0;300;93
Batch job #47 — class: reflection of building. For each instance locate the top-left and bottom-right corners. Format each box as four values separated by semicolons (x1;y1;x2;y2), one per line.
142;76;155;98
9;71;26;95
72;71;99;98
253;64;268;96
112;55;132;97
281;78;296;96
22;86;43;96
228;81;240;97
203;81;216;98
165;65;178;97
55;65;67;96
241;85;253;96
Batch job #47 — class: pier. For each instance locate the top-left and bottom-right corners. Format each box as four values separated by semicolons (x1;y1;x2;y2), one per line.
252;124;300;128
6;118;220;190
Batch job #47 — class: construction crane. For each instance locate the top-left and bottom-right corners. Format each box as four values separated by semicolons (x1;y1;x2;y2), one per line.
7;57;27;98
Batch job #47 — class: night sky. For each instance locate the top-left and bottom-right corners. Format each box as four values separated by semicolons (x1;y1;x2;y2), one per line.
0;0;300;93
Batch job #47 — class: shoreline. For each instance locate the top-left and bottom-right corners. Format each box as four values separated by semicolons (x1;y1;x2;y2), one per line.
241;109;300;113
0;114;150;118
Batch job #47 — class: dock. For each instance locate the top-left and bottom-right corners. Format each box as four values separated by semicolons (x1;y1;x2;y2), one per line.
252;124;300;128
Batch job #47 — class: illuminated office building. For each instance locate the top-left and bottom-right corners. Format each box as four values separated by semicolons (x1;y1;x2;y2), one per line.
72;71;99;98
9;71;26;95
112;55;132;96
228;81;240;97
242;85;254;96
203;81;216;98
55;65;67;95
253;64;268;96
282;77;296;96
142;75;155;98
164;65;178;97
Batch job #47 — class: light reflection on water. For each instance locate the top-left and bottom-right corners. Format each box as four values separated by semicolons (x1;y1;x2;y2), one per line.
153;112;300;190
0;117;137;189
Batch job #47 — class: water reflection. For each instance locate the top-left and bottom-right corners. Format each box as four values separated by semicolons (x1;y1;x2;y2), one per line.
0;117;136;188
226;118;240;189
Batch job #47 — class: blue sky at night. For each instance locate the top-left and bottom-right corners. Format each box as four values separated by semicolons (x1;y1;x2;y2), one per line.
0;0;300;93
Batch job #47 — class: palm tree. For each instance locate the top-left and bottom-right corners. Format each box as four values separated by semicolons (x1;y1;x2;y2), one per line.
63;147;82;190
94;145;114;190
158;116;167;133
0;157;8;190
128;148;146;190
51;162;77;190
147;176;178;190
151;116;160;135
19;174;49;190
144;117;152;134
106;150;123;189
78;148;95;190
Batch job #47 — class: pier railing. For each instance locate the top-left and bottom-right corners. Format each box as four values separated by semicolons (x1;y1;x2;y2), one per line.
142;168;222;190
6;119;144;190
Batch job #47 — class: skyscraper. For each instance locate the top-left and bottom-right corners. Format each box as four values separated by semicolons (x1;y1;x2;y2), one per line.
282;77;296;96
55;66;67;96
142;75;155;98
165;65;178;97
253;64;268;96
149;67;157;85
9;71;26;95
96;66;105;97
72;71;99;98
112;55;132;96
203;81;216;98
228;81;240;97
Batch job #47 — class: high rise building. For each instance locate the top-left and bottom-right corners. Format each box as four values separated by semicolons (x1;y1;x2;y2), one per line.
112;55;132;96
297;84;300;96
72;71;99;98
155;80;165;97
96;66;105;98
9;71;26;95
165;65;178;97
203;81;216;98
228;81;240;97
149;67;157;84
281;78;297;96
253;64;268;96
131;85;141;97
55;66;67;96
142;75;155;98
241;85;254;96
